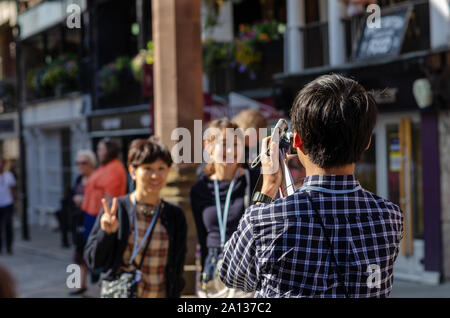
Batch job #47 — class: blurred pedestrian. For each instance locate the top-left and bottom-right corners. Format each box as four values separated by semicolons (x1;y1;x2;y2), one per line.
82;138;127;237
85;136;187;298
57;187;73;248
0;158;17;255
190;118;258;298
0;265;16;298
232;108;268;164
68;150;96;296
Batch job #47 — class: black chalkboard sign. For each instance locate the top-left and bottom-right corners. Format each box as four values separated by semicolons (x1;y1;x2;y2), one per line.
355;5;412;60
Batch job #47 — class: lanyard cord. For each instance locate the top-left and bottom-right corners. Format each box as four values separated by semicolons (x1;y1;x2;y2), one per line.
129;192;161;266
300;185;362;194
213;169;240;248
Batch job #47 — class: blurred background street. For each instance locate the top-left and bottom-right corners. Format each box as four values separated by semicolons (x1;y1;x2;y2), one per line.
0;0;449;298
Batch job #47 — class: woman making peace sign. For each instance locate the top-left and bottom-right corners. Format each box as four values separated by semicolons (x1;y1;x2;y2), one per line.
84;137;187;298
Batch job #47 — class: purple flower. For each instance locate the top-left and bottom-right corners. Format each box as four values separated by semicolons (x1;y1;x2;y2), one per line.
238;64;246;73
250;72;256;80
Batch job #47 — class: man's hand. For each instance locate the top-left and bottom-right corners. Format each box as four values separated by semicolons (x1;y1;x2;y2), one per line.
260;136;283;199
100;197;119;234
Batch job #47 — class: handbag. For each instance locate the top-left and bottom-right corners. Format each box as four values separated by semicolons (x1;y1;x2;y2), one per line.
197;169;252;298
100;199;161;298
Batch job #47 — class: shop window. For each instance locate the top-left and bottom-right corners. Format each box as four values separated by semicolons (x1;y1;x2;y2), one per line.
96;0;138;67
94;0;151;109
386;122;423;240
355;134;377;194
22;23;84;102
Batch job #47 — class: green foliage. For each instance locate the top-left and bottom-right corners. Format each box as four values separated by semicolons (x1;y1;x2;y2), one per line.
25;54;79;95
203;20;285;79
40;54;79;90
98;56;132;96
131;41;154;82
203;0;243;31
202;39;235;73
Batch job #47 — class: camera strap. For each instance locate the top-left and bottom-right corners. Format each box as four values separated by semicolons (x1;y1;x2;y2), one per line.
243;168;250;209
279;148;295;197
304;192;350;298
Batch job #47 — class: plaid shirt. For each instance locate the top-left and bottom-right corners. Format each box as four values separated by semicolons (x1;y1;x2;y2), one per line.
219;175;404;298
121;208;169;298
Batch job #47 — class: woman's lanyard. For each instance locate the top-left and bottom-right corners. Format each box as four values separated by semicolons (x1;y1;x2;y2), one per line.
129;192;162;265
213;169;240;248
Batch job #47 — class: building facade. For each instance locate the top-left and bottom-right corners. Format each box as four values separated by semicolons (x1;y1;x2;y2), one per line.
17;0;91;227
0;1;21;226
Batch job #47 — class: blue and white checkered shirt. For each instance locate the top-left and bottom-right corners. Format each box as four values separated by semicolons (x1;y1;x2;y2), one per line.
219;175;404;298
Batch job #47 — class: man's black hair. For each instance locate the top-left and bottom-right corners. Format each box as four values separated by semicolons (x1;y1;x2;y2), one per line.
290;74;377;168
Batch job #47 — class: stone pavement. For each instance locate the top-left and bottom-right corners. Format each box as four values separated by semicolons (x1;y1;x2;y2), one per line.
390;280;450;298
0;225;100;298
1;224;449;298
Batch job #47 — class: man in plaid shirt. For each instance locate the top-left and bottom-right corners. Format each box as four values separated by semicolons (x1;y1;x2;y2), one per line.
219;74;404;297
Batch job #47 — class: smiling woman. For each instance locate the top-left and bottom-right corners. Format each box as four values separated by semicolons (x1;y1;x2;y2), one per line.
84;136;187;298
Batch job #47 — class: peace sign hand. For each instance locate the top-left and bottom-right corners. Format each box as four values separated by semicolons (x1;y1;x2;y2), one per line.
100;197;119;234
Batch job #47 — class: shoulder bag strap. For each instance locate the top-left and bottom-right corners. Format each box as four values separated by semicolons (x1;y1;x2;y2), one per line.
305;192;349;298
135;202;163;270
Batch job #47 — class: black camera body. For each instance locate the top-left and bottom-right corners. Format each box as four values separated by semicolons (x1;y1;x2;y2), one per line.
274;119;293;152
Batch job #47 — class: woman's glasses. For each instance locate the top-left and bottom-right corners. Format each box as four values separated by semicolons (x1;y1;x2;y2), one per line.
76;161;89;166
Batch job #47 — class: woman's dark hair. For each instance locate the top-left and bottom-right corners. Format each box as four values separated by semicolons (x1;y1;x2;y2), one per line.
203;117;241;177
0;265;16;298
290;74;377;168
100;138;121;164
127;136;173;168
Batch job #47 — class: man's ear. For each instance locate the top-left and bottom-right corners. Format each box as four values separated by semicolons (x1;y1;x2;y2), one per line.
293;131;303;150
365;135;373;151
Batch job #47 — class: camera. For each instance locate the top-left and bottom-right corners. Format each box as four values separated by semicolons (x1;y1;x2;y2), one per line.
250;119;293;168
273;119;294;153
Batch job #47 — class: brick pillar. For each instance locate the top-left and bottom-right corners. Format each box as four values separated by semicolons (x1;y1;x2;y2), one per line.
152;0;203;295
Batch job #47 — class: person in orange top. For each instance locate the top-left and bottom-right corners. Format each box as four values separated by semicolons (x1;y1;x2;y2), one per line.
82;138;127;238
